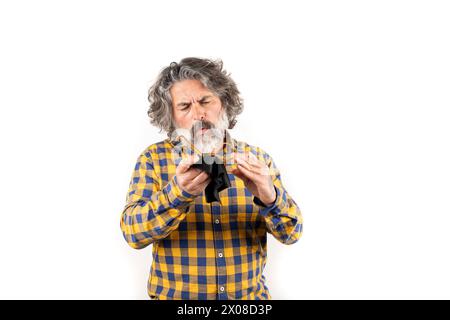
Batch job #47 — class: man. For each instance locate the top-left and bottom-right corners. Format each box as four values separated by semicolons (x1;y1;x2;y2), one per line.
120;57;303;300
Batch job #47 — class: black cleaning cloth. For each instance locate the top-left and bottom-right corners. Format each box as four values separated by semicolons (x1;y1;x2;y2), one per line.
191;153;231;203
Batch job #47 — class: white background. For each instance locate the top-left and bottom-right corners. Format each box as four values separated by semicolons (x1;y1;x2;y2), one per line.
0;0;449;299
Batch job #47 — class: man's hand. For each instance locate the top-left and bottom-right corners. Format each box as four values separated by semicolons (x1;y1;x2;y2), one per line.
230;152;276;206
176;155;211;196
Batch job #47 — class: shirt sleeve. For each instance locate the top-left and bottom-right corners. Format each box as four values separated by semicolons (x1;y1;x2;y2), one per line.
120;152;197;249
252;151;304;245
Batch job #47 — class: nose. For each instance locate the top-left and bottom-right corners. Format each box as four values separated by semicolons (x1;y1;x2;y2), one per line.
192;101;206;121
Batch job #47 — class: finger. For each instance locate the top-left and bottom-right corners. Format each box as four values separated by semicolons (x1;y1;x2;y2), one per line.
177;162;190;174
199;177;211;189
247;153;271;176
247;152;263;167
236;163;256;181
185;166;202;177
235;155;261;175
234;153;269;177
181;171;202;183
191;171;210;185
234;152;259;168
231;167;249;183
177;154;199;174
177;156;194;173
190;177;211;194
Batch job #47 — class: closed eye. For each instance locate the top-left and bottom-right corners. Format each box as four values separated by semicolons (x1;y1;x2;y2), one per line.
178;100;210;110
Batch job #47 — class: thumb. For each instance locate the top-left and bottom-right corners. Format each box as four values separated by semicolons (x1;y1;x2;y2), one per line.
177;154;199;174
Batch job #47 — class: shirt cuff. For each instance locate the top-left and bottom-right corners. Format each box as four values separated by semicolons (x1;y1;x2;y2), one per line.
164;175;197;207
253;185;283;216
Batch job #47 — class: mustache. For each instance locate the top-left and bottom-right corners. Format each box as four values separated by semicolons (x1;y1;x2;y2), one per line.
190;120;215;136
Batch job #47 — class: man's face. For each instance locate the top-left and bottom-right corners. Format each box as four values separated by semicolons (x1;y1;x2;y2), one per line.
170;79;228;154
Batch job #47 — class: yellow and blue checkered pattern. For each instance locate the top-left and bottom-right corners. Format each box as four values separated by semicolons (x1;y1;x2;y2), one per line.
120;132;303;300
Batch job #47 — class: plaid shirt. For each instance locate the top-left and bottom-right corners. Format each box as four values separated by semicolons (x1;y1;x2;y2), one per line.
120;131;303;300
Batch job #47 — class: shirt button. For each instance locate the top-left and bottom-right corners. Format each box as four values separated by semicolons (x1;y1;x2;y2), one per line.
218;252;223;258
215;219;220;224
220;286;225;292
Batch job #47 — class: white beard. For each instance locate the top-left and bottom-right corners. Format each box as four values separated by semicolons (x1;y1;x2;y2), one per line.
171;111;229;155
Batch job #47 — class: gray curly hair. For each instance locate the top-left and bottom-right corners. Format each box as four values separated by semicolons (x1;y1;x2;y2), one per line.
147;57;244;138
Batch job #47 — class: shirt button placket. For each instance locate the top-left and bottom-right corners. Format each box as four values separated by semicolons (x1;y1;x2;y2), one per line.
211;203;227;299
